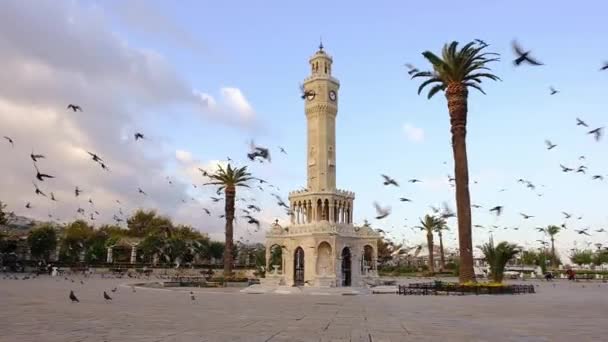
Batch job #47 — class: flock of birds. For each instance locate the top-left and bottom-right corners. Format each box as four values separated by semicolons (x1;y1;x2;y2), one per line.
381;39;607;250
2;272;202;304
2;38;608;253
2;103;297;243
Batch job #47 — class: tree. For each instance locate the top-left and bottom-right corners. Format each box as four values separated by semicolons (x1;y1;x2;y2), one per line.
434;218;449;271
59;220;93;263
521;249;539;266
208;241;225;264
85;230;109;263
0;201;8;226
416;215;441;274
126;209;173;237
570;249;593;266
190;238;210;264
27;224;57;262
139;232;165;264
593;249;608;266
543;225;561;269
412;41;500;283
205;164;253;277
478;238;520;283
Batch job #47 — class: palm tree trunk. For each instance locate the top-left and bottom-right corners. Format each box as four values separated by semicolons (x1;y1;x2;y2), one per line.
446;83;475;284
224;186;236;278
426;231;435;275
438;230;446;272
551;237;556;269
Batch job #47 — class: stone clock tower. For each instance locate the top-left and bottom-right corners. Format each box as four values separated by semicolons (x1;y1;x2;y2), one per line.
264;44;379;288
303;42;340;192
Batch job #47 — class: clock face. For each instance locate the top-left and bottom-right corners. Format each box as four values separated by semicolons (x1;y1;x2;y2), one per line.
329;90;337;101
306;90;316;101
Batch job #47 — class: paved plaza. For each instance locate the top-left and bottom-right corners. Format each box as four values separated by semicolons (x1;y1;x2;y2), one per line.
1;275;607;342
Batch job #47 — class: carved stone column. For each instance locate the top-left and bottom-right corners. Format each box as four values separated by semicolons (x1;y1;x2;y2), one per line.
106;247;113;263
130;245;137;264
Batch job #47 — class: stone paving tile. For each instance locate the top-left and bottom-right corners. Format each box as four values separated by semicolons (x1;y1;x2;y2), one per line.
2;275;608;341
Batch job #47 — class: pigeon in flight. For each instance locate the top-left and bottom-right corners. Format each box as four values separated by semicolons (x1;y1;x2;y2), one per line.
549;87;559;95
279;146;287;154
30;151;45;162
103;291;112;301
560;164;573;173
25;202;32;209
75;187;82;197
562;212;572;219
601;62;608;71
134;132;145;141
67;104;82;112
248;141;271;163
512;40;543;66
399;197;412;202
588;127;603;141
471;204;482;209
33;183;46;197
574;228;590;236
373;202;391;220
520;213;534;219
408;179;422;183
592;175;604;181
50;192;58;201
404;63;419;75
138;188;146;196
544;140;557;150
576;118;588;127
87;151;103;163
489;206;503;216
381;174;399;186
34;164;54;181
244;215;260;229
3;136;14;147
202;208;211;215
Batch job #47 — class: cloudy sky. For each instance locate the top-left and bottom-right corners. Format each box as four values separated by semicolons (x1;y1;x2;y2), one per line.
1;0;607;258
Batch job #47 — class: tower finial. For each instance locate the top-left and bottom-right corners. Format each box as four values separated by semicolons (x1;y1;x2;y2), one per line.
319;36;324;51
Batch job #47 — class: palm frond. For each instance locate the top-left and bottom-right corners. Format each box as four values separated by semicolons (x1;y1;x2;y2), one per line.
413;40;500;99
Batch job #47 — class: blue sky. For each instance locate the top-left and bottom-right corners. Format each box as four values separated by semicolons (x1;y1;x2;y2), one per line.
137;1;607;247
2;0;607;255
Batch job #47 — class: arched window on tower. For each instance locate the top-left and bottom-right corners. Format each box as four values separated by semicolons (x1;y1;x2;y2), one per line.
324;62;327;74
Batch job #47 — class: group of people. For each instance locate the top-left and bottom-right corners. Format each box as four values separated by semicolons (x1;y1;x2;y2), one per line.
544;269;576;281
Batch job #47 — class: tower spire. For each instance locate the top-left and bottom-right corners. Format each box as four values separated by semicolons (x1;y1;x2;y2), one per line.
319;36;324;51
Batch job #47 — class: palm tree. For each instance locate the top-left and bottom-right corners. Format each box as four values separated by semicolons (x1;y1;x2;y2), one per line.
543;225;561;269
478;238;520;283
433;218;449;272
205;164;253;277
412;41;500;283
416;215;441;275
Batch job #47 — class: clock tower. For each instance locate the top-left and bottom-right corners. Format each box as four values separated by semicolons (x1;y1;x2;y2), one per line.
302;42;340;192
264;44;379;288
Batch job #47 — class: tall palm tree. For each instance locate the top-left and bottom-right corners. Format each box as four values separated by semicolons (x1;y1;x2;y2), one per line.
433;218;449;272
416;215;441;275
205;164;253;277
412;41;500;283
543;225;561;269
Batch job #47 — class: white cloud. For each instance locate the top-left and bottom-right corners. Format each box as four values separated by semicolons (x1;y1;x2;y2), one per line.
175;150;194;164
403;123;425;143
193;87;256;127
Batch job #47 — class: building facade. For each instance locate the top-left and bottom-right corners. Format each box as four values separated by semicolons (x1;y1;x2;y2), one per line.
265;44;379;287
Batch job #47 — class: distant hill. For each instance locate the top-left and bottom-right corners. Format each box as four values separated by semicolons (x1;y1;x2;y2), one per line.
1;213;40;233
